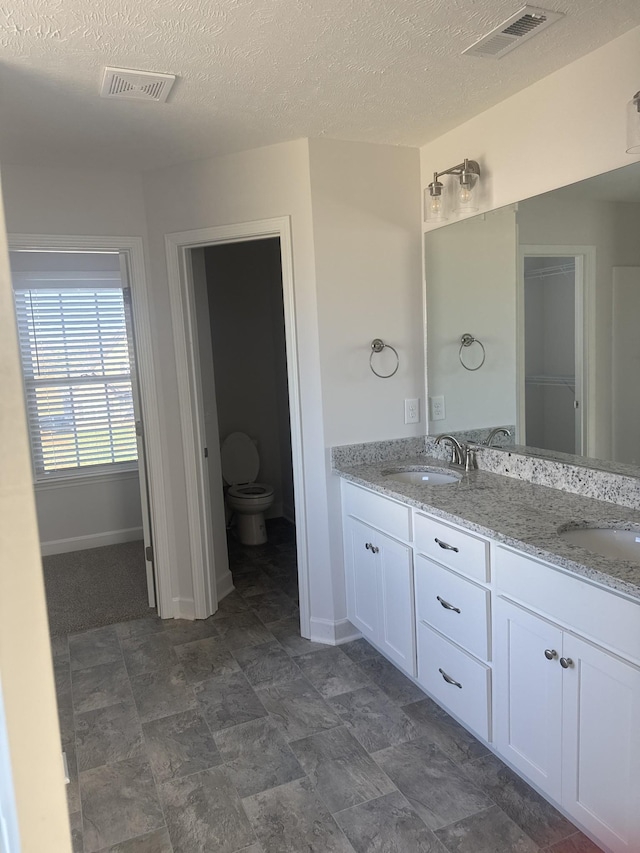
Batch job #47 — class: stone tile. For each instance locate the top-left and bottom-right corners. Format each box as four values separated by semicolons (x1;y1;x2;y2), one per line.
340;638;384;665
162;616;220;645
296;647;371;699
54;657;72;695
51;635;70;660
69;625;122;671
121;631;179;677
462;752;576;847
97;828;173;852
256;677;342;742
213;611;274;650
76;700;144;772
57;689;75;746
243;776;353;853
72;659;132;713
232;640;302;688
129;662;198;723
356;656;425;704
194;670;268;733
160;767;255;853
266;617;326;657
64;742;80;813
211;590;250;618
329;685;420;753
336;790;447;853
214;716;305;798
174;635;240;683
69;810;83;853
402;696;490;765
434;804;539;853
247;590;299;623
543;832;605;852
234;570;278;599
115;617;164;642
142;709;223;782
80;757;164;853
290;725;395;814
374;738;492;830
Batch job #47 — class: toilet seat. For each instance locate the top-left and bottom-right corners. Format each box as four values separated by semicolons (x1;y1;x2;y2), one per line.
221;432;260;485
227;482;274;499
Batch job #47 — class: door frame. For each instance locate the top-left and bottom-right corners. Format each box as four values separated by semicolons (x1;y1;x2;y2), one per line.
165;217;310;633
517;244;596;455
7;233;174;617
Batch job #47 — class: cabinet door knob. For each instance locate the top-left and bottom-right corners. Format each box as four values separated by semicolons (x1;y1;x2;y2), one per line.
544;649;558;660
365;542;371;550
435;537;459;553
371;545;379;554
437;595;461;614
560;657;574;669
438;668;462;689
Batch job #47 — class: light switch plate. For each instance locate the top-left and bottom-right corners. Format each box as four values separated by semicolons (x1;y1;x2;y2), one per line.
404;398;420;424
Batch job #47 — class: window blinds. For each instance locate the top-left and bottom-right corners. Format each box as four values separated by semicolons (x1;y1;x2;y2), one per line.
13;284;138;478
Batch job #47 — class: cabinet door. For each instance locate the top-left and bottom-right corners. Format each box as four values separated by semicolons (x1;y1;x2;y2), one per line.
561;634;640;852
377;533;415;676
493;598;563;801
344;516;379;641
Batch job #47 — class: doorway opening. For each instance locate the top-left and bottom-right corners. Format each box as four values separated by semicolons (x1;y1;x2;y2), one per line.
8;247;157;634
165;217;310;635
517;245;594;456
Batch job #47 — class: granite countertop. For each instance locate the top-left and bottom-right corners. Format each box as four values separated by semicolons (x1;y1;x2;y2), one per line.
334;455;640;602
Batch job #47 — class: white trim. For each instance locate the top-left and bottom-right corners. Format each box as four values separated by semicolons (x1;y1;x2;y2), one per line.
34;467;139;491
216;570;235;602
172;597;196;620
41;526;143;557
7;234;173;618
309;617;360;646
165;217;311;637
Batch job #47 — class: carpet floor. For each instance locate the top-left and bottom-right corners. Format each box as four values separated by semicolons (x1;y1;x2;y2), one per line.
44;540;152;636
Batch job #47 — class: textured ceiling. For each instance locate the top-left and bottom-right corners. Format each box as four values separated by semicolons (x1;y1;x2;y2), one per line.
1;0;640;171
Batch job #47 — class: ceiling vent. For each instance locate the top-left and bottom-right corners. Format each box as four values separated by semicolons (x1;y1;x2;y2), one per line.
100;67;176;103
462;6;564;59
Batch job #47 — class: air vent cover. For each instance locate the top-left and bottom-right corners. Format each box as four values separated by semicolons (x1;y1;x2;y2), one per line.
462;5;564;59
100;67;176;102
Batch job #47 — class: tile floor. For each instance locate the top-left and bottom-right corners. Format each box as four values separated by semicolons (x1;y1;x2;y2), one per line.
53;519;603;852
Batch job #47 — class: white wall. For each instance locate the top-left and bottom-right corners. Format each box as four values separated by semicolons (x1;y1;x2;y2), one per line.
612;266;640;465
0;172;71;851
204;239;293;520
424;206;517;433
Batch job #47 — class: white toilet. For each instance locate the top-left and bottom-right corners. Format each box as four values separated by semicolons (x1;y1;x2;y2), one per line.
221;432;275;546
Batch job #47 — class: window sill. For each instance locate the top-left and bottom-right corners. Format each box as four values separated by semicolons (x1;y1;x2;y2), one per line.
34;465;139;491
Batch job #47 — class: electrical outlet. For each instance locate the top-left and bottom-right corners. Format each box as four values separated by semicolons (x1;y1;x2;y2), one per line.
430;395;446;421
404;398;420;424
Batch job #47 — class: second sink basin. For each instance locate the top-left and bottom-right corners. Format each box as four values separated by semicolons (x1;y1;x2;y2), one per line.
382;467;461;486
558;524;640;563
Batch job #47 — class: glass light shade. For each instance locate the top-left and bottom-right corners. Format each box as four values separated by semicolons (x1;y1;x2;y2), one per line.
627;92;640;154
455;178;479;214
424;186;448;222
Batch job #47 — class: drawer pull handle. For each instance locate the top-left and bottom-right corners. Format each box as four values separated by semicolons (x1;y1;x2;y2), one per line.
560;657;574;669
435;537;459;553
439;668;462;689
437;595;461;614
364;542;379;554
544;649;557;660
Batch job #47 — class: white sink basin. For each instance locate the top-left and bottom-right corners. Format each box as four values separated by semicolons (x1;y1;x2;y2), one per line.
558;525;640;563
382;468;461;486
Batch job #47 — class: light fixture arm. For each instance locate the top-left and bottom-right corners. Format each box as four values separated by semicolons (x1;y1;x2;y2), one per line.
433;158;481;186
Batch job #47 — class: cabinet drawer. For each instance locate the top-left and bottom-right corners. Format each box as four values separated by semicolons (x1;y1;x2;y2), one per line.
343;481;411;542
495;546;640;663
417;623;490;741
415;555;490;660
414;513;489;582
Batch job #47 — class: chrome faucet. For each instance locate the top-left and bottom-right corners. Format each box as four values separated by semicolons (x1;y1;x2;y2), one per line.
483;427;512;447
434;434;465;466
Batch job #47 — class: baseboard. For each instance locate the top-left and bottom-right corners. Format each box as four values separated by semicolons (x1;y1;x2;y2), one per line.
308;616;361;646
172;596;196;620
40;526;144;557
216;569;235;602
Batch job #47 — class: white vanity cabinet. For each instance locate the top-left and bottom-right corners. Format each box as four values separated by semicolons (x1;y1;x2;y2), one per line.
342;482;416;675
493;546;640;853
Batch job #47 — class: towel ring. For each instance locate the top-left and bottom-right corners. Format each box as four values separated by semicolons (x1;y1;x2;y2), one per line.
370;338;399;379
459;333;485;371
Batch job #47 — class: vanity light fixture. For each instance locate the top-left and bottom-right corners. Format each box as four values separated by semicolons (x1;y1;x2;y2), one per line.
626;91;640;154
424;158;481;222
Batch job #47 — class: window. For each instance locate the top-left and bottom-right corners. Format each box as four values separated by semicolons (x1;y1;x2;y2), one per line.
12;263;138;480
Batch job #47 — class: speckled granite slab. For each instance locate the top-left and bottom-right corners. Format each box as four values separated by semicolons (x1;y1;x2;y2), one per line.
333;454;640;602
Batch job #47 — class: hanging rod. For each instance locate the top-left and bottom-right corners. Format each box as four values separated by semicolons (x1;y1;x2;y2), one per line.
524;262;575;280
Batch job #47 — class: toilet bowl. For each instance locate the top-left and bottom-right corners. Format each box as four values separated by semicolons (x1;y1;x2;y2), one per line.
221;432;274;546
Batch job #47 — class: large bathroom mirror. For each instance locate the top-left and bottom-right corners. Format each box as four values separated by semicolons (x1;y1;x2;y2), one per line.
425;160;640;470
